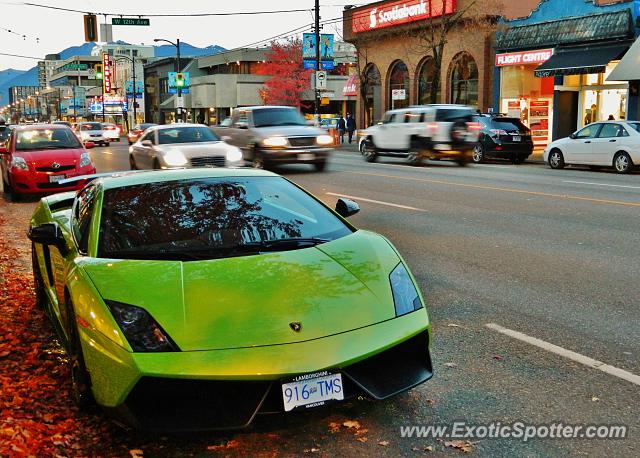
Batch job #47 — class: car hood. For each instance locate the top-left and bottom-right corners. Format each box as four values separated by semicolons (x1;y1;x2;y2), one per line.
82;231;401;351
156;142;233;158
17;148;85;167
252;125;324;138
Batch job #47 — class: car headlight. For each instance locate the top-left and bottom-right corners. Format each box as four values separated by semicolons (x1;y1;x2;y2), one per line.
390;263;422;316
316;134;334;146
11;156;28;170
163;150;188;166
262;136;289;147
226;147;243;163
79;152;92;168
107;301;179;352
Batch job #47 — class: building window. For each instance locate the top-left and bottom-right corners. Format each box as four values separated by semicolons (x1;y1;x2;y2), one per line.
363;63;381;127
449;52;478;107
388;60;409;109
417;57;440;104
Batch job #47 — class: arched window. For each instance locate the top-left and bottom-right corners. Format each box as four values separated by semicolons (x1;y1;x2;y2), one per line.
363;64;381;127
449;53;478;107
417;57;440;104
388;60;409;110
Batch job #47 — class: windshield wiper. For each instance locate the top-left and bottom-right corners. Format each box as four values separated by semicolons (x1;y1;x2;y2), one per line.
242;237;330;250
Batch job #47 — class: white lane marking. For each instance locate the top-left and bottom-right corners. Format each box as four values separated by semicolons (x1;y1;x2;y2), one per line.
333;154;514;170
563;180;640;190
326;192;427;212
486;323;640;386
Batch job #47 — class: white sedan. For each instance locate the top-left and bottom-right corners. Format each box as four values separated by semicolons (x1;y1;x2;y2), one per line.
544;121;640;174
128;123;243;170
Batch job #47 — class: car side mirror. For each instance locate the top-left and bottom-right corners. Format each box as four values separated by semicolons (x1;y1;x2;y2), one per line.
84;141;95;149
569;133;576;139
28;223;68;256
141;140;153;147
335;198;360;218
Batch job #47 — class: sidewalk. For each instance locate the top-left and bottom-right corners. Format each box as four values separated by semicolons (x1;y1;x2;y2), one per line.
334;142;546;164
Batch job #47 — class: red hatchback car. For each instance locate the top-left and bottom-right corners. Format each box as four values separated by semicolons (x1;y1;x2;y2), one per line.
0;124;96;198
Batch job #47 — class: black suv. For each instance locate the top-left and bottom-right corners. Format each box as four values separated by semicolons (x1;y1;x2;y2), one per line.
472;114;533;164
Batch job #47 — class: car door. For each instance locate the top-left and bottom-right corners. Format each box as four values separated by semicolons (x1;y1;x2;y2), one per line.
591;123;624;165
134;130;156;169
563;124;602;164
376;112;405;150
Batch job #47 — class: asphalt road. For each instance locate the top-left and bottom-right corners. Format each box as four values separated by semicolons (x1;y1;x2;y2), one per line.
2;141;639;456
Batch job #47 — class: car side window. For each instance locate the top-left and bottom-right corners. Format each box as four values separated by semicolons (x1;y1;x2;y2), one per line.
575;124;601;139
382;113;393;124
391;113;405;123
233;110;249;128
140;131;155;144
72;185;97;254
598;123;622;138
617;125;629;137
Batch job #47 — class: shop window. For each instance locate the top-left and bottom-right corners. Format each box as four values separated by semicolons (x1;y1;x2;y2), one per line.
449;53;478;107
363;64;382;126
388;60;409;110
417;57;440;104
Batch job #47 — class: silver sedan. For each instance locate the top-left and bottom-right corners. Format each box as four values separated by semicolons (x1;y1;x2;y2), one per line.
128;124;244;170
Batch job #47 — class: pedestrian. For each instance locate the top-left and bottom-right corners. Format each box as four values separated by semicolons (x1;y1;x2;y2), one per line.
347;113;356;144
607;114;615;121
197;112;205;124
337;114;346;144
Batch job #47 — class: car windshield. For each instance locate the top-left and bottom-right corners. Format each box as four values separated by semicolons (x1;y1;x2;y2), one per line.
15;128;82;151
98;176;352;261
490;118;528;132
80;123;102;131
435;108;475;121
157;126;219;144
252;108;307;127
140;123;156;130
626;122;640;133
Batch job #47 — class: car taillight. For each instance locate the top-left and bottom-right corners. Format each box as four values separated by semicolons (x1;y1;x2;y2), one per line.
467;122;481;132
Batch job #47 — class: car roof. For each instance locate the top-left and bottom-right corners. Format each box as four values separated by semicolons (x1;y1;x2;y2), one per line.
148;123;207;131
12;123;68;131
97;168;279;191
239;105;298;111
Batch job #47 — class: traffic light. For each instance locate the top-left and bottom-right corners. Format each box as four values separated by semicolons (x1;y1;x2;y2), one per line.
84;14;98;42
175;73;185;87
94;64;103;80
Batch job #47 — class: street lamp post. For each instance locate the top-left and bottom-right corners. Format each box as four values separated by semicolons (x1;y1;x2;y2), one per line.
154;38;182;122
114;55;139;127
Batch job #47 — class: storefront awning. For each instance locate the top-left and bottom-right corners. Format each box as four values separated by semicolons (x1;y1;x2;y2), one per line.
607;37;640;81
533;44;629;78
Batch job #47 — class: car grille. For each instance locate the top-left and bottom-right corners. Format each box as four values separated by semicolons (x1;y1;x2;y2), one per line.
36;165;75;172
37;182;72;189
288;137;316;147
189;156;226;167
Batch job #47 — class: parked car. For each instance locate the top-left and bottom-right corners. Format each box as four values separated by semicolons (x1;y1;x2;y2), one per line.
472;114;533;164
127;123;157;145
320;117;341;129
129;123;243;170
0;124;96;199
102;123;121;142
0;123;13;143
28;167;432;430
76;122;107;146
212;106;334;171
52;121;72;128
359;105;480;166
544;121;640;174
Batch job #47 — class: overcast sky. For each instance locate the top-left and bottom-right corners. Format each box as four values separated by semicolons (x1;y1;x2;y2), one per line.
1;0;355;71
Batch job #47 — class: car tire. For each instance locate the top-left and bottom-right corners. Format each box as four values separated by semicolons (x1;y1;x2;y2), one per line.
472;144;485;163
31;244;47;309
362;139;377;162
407;140;423;166
153;158;161;170
456;157;469;167
65;295;96;411
314;161;327;172
450;120;468;144
128;140;133;146
511;156;524;165
252;151;265;169
129;155;138;170
613;151;633;174
548;149;565;169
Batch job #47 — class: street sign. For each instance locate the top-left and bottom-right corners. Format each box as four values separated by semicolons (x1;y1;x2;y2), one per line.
62;63;88;71
112;17;150;26
303;60;335;70
176;96;185;108
315;71;327;90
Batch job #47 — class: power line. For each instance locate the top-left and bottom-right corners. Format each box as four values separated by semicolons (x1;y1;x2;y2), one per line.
21;2;313;17
0;25;39;43
0;51;42;60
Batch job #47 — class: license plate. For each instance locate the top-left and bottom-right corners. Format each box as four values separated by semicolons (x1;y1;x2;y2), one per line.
298;153;316;161
48;174;66;183
282;371;344;412
512;135;521;142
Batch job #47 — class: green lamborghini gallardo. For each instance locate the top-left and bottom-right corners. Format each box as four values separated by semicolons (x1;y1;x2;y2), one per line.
29;168;432;431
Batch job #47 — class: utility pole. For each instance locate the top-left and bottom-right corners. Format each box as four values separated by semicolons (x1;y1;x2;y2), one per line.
314;0;321;126
176;38;182;122
132;58;137;126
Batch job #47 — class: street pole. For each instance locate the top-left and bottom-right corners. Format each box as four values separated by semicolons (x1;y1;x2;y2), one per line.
314;0;321;126
132;57;137;126
177;38;182;123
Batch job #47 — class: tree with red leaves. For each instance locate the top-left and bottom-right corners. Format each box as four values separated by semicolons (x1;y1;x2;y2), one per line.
259;40;312;108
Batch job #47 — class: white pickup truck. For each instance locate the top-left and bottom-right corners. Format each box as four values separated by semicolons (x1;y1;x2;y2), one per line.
359;104;481;166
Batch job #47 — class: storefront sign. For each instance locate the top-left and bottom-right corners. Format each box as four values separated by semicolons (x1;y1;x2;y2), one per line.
352;0;457;34
495;49;554;67
392;89;406;100
343;74;358;96
102;53;112;94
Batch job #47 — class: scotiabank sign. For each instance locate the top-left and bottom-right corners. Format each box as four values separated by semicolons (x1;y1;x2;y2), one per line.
352;0;457;34
495;49;554;67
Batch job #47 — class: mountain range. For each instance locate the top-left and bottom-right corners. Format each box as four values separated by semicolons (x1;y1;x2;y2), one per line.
0;42;225;105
